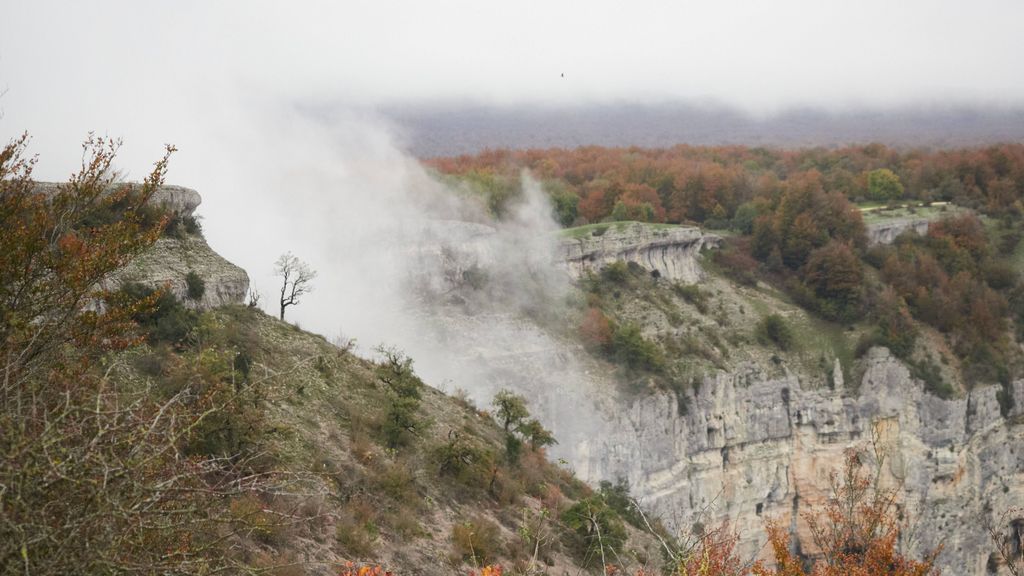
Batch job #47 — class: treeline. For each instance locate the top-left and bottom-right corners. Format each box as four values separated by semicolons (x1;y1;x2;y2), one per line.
427;143;1024;226
431;144;1024;397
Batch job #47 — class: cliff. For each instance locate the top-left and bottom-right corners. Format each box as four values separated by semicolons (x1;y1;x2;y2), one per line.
34;182;249;309
566;348;1023;574
866;217;931;245
560;222;721;283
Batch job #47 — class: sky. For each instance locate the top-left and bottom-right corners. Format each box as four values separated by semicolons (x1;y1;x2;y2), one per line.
3;0;1024;176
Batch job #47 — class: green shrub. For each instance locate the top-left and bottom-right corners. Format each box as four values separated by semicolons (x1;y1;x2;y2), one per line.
434;430;489;484
756;314;794;351
185;271;205;300
909;356;953;399
164;213;203;238
117;282;198;345
601;260;631;284
561;497;628;567
610;322;664;372
673;283;709;314
598;479;643;528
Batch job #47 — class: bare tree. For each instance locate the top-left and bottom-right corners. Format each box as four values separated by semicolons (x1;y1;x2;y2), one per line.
274;252;317;320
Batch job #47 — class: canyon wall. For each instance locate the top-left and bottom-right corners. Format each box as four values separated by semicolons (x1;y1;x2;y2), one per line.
578;349;1024;573
560;223;721;282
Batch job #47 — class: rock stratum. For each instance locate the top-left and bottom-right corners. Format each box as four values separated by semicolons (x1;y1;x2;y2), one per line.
36;182;249;309
560;222;722;282
579;348;1024;574
866;217;931;245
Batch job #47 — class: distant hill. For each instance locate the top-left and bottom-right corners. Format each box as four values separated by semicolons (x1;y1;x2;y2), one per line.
382;103;1024;157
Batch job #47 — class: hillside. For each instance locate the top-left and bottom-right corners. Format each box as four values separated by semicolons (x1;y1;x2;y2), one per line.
4;136;1024;575
0;138;664;575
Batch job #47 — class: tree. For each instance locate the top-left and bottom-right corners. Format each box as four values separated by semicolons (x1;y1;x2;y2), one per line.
492;389;529;433
0;134;258;573
867;168;904;202
752;451;940;576
274;251;317;320
803;241;865;321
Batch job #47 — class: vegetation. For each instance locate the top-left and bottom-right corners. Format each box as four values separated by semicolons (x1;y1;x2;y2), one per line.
756;314;795;351
275;251;317;320
435;143;1024;396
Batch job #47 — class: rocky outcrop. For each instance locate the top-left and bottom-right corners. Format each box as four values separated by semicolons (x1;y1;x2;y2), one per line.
867;217;931;244
560;222;721;282
35;181;249;310
113;235;249;310
577;349;1024;574
32;182;202;217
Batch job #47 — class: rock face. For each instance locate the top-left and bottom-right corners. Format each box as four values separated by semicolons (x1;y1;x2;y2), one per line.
867;217;931;244
560;223;721;282
32;182;202;217
114;235;250;310
578;349;1024;574
34;182;249;310
117;184;248;309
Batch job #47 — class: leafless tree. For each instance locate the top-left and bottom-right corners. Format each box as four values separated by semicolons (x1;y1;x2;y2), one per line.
274;252;317;320
986;507;1024;576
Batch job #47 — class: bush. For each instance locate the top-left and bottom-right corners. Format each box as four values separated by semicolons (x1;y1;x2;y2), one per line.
610;323;664;372
561;497;628;567
598;479;643;528
451;516;503;565
673;283;710;314
601;260;631;284
757;314;794;351
117;282;199;345
185;271;206;300
164;213;203;238
336;518;376;558
909;356;954;399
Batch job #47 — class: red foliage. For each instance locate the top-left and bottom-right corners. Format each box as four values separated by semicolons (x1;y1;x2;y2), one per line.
579;307;613;349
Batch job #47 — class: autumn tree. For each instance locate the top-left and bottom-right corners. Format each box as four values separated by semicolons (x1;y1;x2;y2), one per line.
753;451;940;576
802;241;865;321
274;251;317;320
0;134;260;573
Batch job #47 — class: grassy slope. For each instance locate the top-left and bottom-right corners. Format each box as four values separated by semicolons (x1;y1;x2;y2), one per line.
118;305;660;575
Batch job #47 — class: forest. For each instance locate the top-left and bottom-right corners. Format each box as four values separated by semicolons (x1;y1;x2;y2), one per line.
429;144;1024;404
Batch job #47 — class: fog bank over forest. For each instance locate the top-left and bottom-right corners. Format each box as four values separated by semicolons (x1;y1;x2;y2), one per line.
383;103;1024;157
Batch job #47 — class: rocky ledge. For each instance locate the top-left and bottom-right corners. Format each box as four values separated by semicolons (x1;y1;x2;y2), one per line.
35;182;249;310
33;182;202;217
113;235;249;310
866;217;931;245
560;222;722;283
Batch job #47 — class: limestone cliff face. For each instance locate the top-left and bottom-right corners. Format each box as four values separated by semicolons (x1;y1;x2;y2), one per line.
35;182;248;309
577;349;1024;574
116;185;248;309
33;182;202;217
867;217;931;245
114;235;250;310
560;223;721;282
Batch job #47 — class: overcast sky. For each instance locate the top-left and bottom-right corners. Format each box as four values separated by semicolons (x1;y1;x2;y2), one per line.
3;0;1024;176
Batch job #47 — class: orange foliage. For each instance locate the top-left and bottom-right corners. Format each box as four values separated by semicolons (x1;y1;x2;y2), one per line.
579;307;613;348
752;452;940;576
